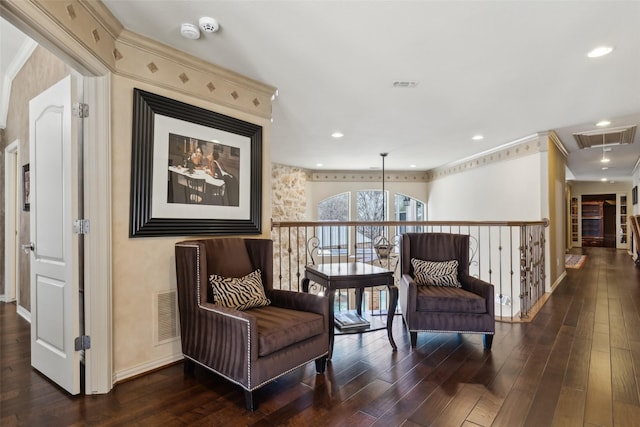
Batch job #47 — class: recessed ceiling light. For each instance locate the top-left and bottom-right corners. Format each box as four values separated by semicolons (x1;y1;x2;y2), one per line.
601;177;608;181
601;157;610;163
596;120;611;127
331;132;344;139
587;46;614;58
602;166;609;170
409;164;417;168
316;163;323;167
472;135;484;141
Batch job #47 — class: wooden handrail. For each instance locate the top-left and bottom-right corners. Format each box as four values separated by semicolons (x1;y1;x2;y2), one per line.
272;219;550;229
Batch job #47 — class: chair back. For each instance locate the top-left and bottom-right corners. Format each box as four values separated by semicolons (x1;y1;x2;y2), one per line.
400;233;470;278
177;238;274;305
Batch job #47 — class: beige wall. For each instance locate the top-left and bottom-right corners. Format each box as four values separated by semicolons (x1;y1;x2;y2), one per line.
1;45;71;308
547;137;567;289
110;75;272;376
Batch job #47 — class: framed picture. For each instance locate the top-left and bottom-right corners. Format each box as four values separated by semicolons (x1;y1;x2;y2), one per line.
22;163;30;212
129;89;262;237
633;186;638;205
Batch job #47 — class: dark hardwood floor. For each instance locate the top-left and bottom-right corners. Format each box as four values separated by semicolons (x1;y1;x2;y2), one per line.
2;247;640;426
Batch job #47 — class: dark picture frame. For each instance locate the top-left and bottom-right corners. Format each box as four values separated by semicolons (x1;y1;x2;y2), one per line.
129;89;262;237
22;163;30;212
633;186;638;205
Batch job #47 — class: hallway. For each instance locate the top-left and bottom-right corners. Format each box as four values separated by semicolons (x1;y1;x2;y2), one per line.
1;247;640;426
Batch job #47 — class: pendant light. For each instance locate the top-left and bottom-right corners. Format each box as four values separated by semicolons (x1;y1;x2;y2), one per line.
380;153;388;221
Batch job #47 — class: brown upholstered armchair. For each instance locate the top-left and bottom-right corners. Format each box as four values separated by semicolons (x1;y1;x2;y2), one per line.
175;238;329;411
399;233;495;350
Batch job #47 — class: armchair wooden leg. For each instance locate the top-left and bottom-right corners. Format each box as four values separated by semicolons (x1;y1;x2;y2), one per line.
483;334;494;351
315;356;327;374
410;331;418;347
244;390;255;411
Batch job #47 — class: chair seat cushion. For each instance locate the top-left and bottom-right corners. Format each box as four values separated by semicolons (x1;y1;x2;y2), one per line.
249;306;325;357
416;285;486;314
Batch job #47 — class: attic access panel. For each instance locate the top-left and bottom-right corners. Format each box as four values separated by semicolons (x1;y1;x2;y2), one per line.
573;126;636;149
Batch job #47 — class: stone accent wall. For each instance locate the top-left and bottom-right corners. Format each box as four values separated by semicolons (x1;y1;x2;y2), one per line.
271;163;308;221
271;164;309;290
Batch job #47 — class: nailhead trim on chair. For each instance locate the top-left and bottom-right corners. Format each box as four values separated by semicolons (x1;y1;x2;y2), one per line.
175;241;329;391
176;242;253;388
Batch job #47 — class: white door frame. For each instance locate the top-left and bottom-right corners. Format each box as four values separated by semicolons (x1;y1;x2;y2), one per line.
3;140;19;303
82;75;112;395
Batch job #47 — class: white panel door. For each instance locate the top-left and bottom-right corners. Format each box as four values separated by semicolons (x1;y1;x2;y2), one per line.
29;75;81;394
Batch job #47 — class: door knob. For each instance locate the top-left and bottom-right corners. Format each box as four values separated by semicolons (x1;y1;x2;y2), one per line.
21;242;34;253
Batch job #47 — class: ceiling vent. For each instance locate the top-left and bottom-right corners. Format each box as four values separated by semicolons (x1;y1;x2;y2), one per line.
392;81;419;88
572;125;636;149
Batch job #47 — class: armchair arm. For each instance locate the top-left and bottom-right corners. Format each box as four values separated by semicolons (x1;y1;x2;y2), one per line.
184;302;259;386
266;289;329;319
460;275;495;318
398;273;418;324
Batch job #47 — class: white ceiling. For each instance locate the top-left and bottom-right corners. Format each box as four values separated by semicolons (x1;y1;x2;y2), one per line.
4;1;640;182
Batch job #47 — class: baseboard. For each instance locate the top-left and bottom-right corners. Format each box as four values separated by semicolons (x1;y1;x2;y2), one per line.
496;291;553;323
113;352;184;384
17;305;31;323
551;271;566;292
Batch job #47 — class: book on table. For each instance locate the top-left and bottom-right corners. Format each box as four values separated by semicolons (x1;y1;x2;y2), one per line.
334;310;370;330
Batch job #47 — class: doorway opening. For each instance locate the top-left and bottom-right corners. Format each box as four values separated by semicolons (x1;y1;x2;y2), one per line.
581;194;616;248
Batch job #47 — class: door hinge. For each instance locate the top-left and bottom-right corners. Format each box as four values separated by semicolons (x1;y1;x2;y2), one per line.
73;219;90;234
72;102;89;118
75;335;91;351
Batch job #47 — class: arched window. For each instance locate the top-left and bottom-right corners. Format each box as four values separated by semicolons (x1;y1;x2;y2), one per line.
395;193;426;234
317;192;350;255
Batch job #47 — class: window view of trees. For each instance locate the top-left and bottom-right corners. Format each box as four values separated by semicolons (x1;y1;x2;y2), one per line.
318;192;349;222
317;193;349;254
317;191;426;253
357;190;385;244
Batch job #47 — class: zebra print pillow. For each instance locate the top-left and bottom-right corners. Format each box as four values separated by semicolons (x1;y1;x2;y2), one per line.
209;269;271;310
411;258;461;288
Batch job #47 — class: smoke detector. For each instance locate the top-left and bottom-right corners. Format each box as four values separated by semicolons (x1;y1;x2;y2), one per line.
199;17;220;33
180;23;200;39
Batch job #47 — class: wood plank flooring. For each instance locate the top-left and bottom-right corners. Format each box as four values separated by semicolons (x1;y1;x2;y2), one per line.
2;247;640;426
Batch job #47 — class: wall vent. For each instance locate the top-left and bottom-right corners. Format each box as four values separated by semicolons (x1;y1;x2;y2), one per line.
572;125;636;149
154;290;179;345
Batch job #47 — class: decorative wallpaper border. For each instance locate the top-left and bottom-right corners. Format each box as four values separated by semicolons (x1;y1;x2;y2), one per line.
427;133;547;182
307;170;430;183
308;133;558;183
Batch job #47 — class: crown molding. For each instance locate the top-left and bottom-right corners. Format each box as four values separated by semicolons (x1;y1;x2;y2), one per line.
79;0;123;40
116;29;275;98
547;130;569;158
